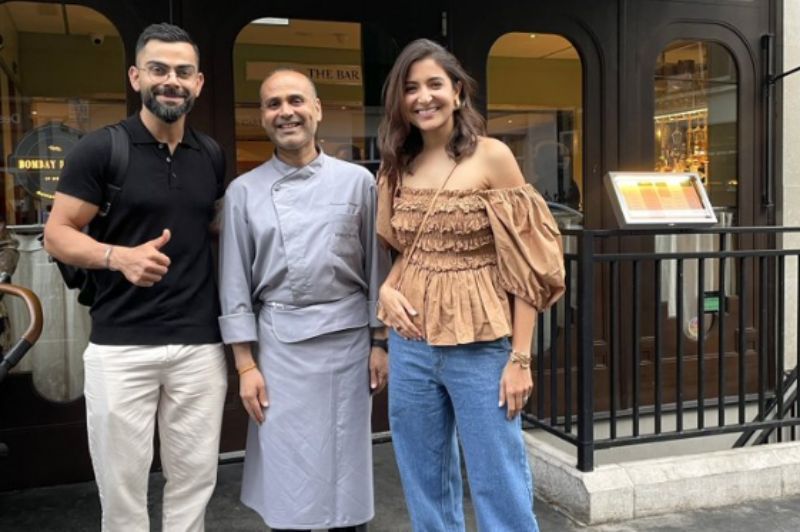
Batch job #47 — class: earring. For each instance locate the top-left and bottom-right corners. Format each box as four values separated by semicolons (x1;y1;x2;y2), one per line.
454;98;461;109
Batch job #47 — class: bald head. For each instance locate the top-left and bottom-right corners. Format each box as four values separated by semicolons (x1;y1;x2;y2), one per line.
260;68;318;102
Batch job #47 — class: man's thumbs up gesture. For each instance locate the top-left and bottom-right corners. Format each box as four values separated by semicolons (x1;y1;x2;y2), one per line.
109;229;173;287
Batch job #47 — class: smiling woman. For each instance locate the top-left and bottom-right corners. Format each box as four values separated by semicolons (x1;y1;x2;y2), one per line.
402;58;460;138
375;38;565;532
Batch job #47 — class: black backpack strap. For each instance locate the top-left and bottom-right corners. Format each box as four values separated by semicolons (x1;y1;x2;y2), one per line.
195;131;225;182
98;123;130;218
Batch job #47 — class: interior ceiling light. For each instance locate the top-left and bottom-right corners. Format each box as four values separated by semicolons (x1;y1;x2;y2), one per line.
252;17;290;26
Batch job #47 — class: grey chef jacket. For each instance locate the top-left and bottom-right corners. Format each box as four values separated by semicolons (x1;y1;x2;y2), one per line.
218;151;386;346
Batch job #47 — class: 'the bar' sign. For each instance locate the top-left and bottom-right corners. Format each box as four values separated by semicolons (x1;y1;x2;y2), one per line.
246;62;362;86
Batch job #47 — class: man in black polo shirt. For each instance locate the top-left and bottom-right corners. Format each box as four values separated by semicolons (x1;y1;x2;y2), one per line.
43;23;226;532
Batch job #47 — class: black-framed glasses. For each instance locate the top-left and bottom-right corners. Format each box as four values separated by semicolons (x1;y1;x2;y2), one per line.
137;62;198;82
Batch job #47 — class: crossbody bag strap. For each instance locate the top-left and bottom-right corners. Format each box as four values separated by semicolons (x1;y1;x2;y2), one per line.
396;162;459;289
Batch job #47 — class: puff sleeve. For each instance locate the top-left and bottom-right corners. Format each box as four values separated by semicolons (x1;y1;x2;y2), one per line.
481;184;566;311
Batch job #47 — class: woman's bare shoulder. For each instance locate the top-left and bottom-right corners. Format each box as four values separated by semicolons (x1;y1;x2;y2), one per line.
475;136;525;188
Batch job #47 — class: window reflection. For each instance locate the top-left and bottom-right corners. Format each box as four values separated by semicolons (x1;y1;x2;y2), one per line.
233;19;380;175
488;110;581;211
654;41;738;212
487;33;583;215
654;41;739;338
1;2;126;225
0;2;124;401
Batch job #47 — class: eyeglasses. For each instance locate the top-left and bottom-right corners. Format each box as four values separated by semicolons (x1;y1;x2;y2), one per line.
137;63;198;82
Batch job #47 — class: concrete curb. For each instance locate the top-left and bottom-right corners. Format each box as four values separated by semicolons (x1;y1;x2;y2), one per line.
525;433;800;525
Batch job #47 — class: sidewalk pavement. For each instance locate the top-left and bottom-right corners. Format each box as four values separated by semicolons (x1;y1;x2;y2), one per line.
1;441;799;531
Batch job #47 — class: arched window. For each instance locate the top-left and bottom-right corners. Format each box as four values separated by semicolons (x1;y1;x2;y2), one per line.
0;1;124;401
487;33;583;215
654;40;738;220
654;41;739;345
1;1;125;225
232;18;379;174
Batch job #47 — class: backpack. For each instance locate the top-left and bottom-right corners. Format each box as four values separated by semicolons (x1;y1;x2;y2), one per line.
54;122;224;306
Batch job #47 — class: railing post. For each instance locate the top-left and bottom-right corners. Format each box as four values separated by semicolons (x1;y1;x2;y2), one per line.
577;230;595;472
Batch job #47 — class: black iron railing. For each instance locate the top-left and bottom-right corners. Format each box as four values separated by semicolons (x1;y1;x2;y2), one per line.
523;226;800;472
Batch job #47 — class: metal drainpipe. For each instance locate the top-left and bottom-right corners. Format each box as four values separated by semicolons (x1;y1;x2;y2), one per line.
763;34;775;210
763;33;800;212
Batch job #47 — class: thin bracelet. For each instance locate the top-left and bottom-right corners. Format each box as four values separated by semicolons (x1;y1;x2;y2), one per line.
237;362;258;376
104;245;114;270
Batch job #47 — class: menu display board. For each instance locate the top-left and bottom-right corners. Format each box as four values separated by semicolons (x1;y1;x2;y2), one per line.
604;172;717;227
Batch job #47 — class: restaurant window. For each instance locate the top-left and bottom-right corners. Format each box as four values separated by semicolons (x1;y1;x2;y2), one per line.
654;41;739;342
487;33;583;215
233;18;380;175
654;40;738;221
0;2;125;400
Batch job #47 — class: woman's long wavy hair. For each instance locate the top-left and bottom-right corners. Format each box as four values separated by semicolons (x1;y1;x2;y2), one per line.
378;39;486;188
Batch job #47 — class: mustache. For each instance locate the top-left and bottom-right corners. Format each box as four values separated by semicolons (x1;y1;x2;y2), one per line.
153;86;190;98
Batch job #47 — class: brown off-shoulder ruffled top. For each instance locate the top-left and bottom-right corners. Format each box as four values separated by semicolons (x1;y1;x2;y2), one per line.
377;178;566;346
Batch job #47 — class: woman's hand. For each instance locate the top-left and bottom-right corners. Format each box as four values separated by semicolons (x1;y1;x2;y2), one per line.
369;346;389;393
239;369;269;424
499;361;533;419
379;283;422;339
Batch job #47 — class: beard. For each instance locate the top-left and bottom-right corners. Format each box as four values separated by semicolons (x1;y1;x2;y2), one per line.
142;85;195;124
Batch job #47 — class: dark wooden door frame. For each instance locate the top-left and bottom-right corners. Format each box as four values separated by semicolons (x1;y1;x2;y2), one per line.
614;0;778;411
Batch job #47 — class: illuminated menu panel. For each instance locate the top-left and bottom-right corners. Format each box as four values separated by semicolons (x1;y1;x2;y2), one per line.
605;172;717;227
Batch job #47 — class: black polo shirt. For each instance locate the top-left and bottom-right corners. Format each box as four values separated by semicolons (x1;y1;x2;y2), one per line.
57;114;223;345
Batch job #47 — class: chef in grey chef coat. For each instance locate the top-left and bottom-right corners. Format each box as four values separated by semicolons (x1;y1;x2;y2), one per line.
218;68;389;532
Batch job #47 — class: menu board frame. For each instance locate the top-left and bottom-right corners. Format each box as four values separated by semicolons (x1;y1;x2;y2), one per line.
604;171;718;228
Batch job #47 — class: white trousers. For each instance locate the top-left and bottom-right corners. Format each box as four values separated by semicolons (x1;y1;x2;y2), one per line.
83;342;227;532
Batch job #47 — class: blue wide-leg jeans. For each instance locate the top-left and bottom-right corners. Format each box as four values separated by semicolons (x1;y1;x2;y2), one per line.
388;330;539;532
